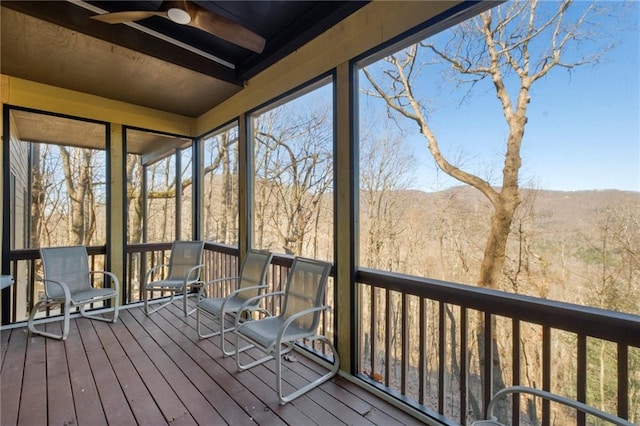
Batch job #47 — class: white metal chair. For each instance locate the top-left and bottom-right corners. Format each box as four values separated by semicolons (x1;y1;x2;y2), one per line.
28;245;120;341
472;386;634;426
143;240;204;316
233;257;339;404
196;249;273;356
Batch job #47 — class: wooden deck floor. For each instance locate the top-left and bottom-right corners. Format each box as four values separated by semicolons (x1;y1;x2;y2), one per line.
1;302;424;426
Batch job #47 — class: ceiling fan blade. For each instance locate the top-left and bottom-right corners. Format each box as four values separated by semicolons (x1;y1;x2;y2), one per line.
189;4;266;54
91;11;166;24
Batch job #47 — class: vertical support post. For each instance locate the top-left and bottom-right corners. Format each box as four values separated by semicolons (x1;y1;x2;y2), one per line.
193;137;203;241
108;123;125;304
335;61;356;374
238;113;251;257
1;104;8;325
175;147;182;239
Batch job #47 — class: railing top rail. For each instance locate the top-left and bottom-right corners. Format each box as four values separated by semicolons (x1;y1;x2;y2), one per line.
8;245;107;261
357;268;640;346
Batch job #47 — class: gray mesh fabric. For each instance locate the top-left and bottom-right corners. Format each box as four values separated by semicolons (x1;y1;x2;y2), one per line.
280;258;330;333
41;246;91;298
167;241;204;280
238;250;272;302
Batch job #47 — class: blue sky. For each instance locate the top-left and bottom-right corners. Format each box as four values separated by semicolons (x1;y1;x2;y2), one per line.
361;1;639;193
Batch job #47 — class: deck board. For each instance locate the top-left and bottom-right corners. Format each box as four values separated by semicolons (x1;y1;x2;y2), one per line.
1;302;425;425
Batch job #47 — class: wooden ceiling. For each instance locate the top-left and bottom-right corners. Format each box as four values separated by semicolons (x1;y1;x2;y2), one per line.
1;1;368;117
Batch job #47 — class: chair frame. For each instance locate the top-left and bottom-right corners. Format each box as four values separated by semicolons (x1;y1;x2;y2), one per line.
474;385;633;426
196;248;273;356
233;257;339;404
28;246;120;341
143;240;204;316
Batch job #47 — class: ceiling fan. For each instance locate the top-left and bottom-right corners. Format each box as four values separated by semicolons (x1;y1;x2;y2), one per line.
90;0;266;54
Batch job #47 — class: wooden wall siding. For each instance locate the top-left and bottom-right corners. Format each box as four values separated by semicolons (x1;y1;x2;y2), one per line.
7;114;29;321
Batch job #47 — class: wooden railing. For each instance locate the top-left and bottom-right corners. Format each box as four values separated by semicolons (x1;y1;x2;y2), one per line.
356;268;640;425
4;244;637;425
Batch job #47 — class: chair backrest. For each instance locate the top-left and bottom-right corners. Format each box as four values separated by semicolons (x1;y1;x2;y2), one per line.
167;241;205;281
280;257;332;333
236;249;273;302
40;246;91;298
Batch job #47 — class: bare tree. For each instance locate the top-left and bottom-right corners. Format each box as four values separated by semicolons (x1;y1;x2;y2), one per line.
254;103;333;257
360;128;415;269
203;129;238;244
364;0;611;291
126;154;144;243
362;0;617;418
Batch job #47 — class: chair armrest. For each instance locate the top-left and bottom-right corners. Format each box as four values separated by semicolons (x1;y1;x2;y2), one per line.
185;264;204;283
219;284;268;310
144;263;169;283
234;291;285;327
41;278;72;302
486;386;634;426
277;305;330;343
90;270;120;293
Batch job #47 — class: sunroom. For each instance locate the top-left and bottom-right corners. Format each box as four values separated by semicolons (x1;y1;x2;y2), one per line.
1;1;639;425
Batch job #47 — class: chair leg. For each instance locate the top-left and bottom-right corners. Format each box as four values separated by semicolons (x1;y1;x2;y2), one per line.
145;290;176;315
79;296;119;323
196;308;222;339
276;336;340;404
221;313;256;357
27;300;69;340
235;332;272;371
183;292;197;317
196;310;238;356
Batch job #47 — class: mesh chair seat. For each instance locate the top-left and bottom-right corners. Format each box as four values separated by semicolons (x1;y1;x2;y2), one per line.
233;257;339;404
145;279;187;291
196;249;273;356
197;295;246;316
144;241;204;317
235;316;309;350
70;287;118;304
27;245;120;341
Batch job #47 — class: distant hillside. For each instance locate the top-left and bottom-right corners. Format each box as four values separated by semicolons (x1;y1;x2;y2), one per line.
387;186;640;233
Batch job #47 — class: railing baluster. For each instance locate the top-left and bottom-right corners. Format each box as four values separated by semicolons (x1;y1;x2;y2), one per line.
577;334;587;425
460;307;468;426
419;297;426;406
542;325;551;426
483;312;492;417
512;319;521;425
371;285;377;379
401;292;408;395
438;301;446;414
618;342;629;420
385;288;391;386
